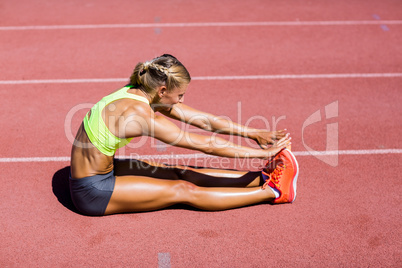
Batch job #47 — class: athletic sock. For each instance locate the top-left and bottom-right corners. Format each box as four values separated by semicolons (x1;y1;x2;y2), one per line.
261;172;280;198
269;186;280;198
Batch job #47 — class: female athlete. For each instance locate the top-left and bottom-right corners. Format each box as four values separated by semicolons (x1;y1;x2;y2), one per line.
70;54;299;216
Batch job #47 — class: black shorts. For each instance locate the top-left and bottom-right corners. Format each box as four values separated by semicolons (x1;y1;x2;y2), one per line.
69;171;115;216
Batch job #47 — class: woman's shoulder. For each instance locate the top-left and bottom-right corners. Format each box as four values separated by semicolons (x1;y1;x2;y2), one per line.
120;98;153;119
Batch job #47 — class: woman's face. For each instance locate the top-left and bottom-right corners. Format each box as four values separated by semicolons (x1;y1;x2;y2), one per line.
157;85;188;110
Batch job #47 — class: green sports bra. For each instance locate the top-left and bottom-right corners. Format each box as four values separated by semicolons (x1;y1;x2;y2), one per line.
83;85;149;156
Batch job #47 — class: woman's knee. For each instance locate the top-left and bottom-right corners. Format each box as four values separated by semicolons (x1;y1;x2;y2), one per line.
171;180;198;202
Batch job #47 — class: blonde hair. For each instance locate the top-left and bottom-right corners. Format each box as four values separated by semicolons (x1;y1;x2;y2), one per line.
129;54;191;94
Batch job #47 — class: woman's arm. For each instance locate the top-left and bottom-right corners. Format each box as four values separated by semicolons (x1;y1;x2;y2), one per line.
147;114;291;159
160;103;287;149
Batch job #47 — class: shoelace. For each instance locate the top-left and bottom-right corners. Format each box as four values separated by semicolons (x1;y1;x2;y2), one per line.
262;163;286;190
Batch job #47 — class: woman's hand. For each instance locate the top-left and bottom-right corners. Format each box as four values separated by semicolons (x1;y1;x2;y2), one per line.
264;133;292;158
253;129;288;149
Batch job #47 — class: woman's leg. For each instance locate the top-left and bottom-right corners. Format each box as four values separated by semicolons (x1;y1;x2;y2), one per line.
104;176;275;215
113;159;263;188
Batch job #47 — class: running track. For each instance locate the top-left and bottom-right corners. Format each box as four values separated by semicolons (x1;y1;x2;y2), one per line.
1;0;401;267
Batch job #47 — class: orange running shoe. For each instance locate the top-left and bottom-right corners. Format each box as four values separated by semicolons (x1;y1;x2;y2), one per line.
261;149;299;204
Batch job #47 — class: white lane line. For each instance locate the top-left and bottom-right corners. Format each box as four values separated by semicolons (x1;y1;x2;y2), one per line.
1;73;401;85
158;253;171;268
0;78;127;85
192;73;402;80
1;149;401;163
0;157;71;162
294;149;402;156
1;20;402;31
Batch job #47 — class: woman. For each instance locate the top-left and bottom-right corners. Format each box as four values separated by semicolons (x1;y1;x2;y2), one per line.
70;54;299;216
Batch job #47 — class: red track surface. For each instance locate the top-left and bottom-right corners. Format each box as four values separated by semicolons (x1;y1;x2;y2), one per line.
1;0;401;267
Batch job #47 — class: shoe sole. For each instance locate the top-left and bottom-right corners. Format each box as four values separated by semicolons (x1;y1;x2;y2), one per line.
283;149;299;203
